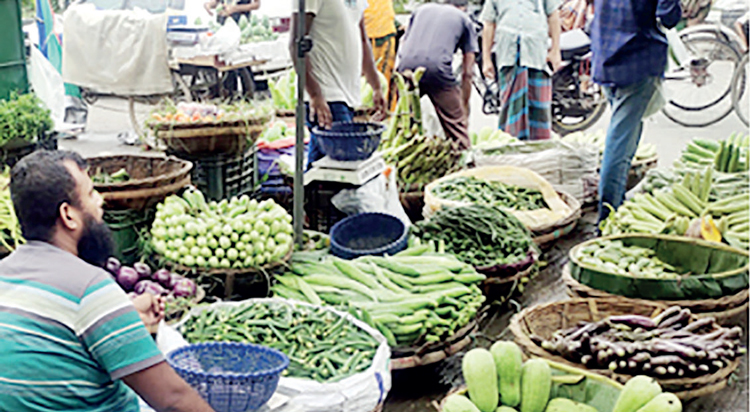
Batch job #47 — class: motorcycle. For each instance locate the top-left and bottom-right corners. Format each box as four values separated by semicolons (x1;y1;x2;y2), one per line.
462;10;607;135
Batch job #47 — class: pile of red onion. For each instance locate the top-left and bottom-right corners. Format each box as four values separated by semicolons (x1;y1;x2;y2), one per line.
105;257;197;299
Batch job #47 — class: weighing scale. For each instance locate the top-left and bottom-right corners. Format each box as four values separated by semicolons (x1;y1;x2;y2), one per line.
303;152;386;186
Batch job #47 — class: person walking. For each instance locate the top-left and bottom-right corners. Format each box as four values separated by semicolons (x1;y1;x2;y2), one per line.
364;0;398;109
591;0;681;223
396;0;479;150
291;0;387;169
481;0;562;141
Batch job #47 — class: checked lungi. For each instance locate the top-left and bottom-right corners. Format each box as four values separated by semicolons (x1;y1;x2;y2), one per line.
498;49;553;141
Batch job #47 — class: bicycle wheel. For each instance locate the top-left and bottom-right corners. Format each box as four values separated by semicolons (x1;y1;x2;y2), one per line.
662;36;741;127
732;54;749;127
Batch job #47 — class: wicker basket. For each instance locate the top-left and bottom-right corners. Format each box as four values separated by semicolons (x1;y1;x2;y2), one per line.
531;191;582;247
156;115;271;155
390;319;479;370
88;155;193;211
562;265;749;325
480;260;537;303
509;298;742;399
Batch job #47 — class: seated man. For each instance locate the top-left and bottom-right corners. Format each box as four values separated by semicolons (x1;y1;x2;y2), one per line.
0;150;215;412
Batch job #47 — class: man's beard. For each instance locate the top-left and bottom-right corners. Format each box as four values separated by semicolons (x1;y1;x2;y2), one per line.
78;213;115;268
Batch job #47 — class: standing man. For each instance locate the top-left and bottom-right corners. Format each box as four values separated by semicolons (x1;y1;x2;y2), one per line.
0;150;216;412
481;0;562;141
364;0;398;110
591;0;681;223
204;0;260;24
396;0;479;150
291;0;387;168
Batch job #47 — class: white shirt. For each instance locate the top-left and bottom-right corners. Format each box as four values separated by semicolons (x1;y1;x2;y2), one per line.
292;0;368;108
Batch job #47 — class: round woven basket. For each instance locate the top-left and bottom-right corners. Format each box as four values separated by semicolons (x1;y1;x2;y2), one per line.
480;260;536;303
88;155;193;211
531;191;582;247
562;264;749;325
156;115;272;155
390;319;478;370
509;298;742;399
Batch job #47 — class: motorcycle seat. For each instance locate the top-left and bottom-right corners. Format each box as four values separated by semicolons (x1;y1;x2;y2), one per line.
560;29;591;61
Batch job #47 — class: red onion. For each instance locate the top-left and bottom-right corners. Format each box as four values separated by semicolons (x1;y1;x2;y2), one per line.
134;280;165;296
133;262;152;279
105;257;121;276
117;266;139;291
151;269;172;288
172;278;196;298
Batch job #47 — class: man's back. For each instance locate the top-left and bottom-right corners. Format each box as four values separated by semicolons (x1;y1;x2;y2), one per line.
397;3;478;90
0;242;163;411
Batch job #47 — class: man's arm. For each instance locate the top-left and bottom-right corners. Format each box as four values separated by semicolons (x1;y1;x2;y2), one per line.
203;0;218;16
360;19;387;118
546;10;562;72
123;362;215;412
289;12;333;127
461;52;475;112
657;0;682;29
229;0;260;14
481;22;496;80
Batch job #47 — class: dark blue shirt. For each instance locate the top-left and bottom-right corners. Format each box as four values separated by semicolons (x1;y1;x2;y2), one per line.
591;0;681;87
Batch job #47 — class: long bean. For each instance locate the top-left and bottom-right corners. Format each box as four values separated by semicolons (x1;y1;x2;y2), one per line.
432;176;548;210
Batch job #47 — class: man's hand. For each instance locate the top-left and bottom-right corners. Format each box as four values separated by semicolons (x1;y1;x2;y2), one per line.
219;4;235;16
372;89;387;121
204;1;215;16
309;95;333;129
482;60;495;80
131;293;166;330
547;48;562;73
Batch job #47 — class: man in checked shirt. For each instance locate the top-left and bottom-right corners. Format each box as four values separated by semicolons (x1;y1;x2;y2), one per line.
591;0;681;224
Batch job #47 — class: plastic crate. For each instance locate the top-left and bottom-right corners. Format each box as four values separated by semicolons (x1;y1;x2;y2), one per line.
304;181;353;234
169;149;257;201
103;208;153;265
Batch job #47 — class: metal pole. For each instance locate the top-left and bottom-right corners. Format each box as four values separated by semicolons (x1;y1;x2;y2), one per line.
293;0;308;247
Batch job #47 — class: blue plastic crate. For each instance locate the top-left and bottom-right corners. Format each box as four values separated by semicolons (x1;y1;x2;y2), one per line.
330;212;408;259
312;122;385;161
168;342;288;412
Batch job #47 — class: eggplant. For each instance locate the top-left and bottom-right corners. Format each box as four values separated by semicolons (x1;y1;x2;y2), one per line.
650;339;698;358
105;257;121;275
133;262;152;279
653;306;681;325
173;278;197;298
658;309;691;329
682;316;715;333
116;266;139;290
134;280;165;296
151;269;172;288
654;366;668;375
608;315;657;330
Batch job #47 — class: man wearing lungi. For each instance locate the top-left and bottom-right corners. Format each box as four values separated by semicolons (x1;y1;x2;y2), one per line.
481;0;562;140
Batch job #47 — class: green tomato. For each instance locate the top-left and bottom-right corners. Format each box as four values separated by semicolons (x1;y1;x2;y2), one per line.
227;248;239;261
166;239;176;250
173;238;184;249
197;236;208;247
284;214;292;224
263;251;272;263
269;221;282;235
208;256;220;268
201;247;213;258
219;236;232;250
167;227;177;239
243;223;254;233
154;240;167;254
215;248;225;258
211;224;223;238
178;246;189;257
258;200;269;211
196;223;208;236
185;221;199;236
255;253;266;266
222;224;233;236
235;241;246;251
247;199;259;211
219;258;231;269
232;260;244;269
240;233;251;243
230;232;239;243
254;221;269;237
218;199;229;210
283;222;293;235
196;256;207;267
232;220;245;233
274;232;289;245
266;238;277;251
253;241;265;255
239;250;248;260
151;227;166;240
190;246;201;256
183;255;196;267
249;230;260;242
209;200;218;210
184;236;197;248
175;226;186;239
208;237;219;250
243;256;255;267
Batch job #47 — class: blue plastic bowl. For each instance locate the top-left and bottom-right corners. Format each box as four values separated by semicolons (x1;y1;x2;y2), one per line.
312;121;385;161
330;212;408;259
168;342;289;412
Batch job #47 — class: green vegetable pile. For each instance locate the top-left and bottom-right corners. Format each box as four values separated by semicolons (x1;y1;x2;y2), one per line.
150;189;293;269
258;120;294;144
92;168;130;184
272;245;486;348
0;171;23;251
432;177;548;211
181;301;379;382
675;134;749;173
561;130;657;162
269;70;386;112
575;240;680;279
413;205;534;268
0;92;53;146
470;126;518;150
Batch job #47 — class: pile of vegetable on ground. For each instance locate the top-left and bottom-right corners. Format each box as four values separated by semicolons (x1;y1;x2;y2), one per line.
271;245;486;348
380;69;462;188
180;301;379;382
574;240;681;279
0;92;54;145
412;205;535;269
675;135;749;174
535;306;745;379
150;188;294;270
561;130;657;163
0;171;23;251
431;177;548;211
446;340;682;412
146;100;273;128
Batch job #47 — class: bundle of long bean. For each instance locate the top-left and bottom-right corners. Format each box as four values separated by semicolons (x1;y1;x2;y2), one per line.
536;307;746;379
431;176;548;211
0;172;23;251
181;301;379;382
413;204;534;268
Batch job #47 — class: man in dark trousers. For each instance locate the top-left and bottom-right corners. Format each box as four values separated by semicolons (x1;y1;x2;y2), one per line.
591;0;681;223
396;0;479;150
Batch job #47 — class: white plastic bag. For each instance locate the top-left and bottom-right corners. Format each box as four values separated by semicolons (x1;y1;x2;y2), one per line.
421;96;446;139
202;18;241;56
160;298;391;412
331;169;411;227
27;47;65;128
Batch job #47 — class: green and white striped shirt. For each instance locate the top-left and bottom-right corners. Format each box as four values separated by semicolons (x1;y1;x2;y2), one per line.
0;241;164;411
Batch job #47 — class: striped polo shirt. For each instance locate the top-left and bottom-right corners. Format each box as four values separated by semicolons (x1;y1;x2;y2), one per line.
0;241;164;411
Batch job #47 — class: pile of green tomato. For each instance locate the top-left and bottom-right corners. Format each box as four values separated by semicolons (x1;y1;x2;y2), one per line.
150;189;293;270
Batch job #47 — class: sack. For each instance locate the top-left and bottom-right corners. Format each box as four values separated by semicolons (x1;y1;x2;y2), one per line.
27;47;65;128
423;166;575;231
332;169;411;227
473;140;599;204
161;298;392;412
